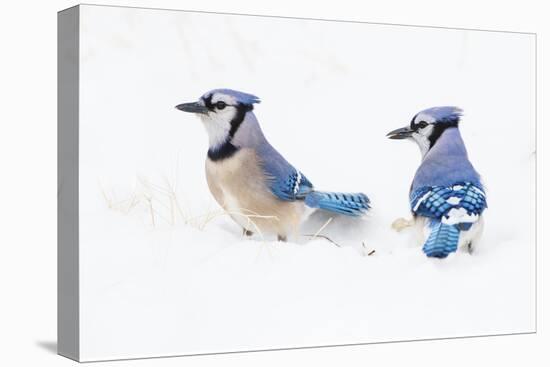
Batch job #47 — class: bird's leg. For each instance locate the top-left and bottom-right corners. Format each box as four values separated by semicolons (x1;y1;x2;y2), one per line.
467;241;474;254
242;228;254;237
391;217;414;232
277;235;287;242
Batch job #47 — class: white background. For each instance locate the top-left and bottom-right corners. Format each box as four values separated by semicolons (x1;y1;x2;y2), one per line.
76;4;535;361
0;0;548;366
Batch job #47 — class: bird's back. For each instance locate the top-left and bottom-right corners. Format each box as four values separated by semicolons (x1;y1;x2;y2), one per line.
409;127;486;258
411;127;481;192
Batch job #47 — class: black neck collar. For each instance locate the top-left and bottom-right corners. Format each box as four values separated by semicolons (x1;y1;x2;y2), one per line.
428;123;458;149
206;104;253;161
208;141;239;161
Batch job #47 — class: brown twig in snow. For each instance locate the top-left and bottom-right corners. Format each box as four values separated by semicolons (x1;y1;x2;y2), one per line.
302;233;341;247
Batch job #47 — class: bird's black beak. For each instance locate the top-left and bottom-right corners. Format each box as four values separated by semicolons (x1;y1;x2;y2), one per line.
175;101;209;114
386;126;413;140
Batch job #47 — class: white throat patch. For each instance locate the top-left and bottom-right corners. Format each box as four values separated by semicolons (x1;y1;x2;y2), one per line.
199;106;238;149
412;124;434;158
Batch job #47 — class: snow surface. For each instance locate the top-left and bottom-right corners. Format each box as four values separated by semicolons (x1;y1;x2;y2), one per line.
77;5;535;361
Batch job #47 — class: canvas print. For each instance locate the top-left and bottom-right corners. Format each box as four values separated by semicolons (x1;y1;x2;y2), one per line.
58;4;536;362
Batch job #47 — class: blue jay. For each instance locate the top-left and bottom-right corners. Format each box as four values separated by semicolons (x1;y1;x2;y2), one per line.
387;107;487;258
176;89;370;241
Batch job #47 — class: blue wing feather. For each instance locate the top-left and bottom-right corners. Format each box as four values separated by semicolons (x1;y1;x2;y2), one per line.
257;143;369;216
410;182;487;220
258;143;314;201
270;169;314;201
411;182;487;258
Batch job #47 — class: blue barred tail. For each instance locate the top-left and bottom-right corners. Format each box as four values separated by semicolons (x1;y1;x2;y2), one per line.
422;221;460;258
304;191;370;216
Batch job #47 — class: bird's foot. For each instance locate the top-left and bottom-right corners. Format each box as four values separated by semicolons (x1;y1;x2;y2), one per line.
467;242;474;254
391;217;414;232
242;228;254;237
277;235;287;242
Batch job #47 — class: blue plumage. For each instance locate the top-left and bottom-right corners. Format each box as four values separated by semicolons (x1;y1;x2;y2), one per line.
411;183;487;257
417;106;462;125
305;191;370;216
253;124;370;217
259;143;370;216
388;106;487;258
258;143;314;201
272;169;314;200
177;88;371;240
411;183;487;222
411;128;481;190
202;88;260;105
422;221;460;258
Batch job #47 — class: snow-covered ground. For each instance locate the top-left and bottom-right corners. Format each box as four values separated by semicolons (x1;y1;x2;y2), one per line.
77;5;535;361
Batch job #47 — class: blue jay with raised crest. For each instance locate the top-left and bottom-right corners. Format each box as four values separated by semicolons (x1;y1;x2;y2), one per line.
176;89;370;241
387;107;487;258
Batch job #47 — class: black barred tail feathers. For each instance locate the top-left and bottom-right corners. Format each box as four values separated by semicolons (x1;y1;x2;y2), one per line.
304;191;370;216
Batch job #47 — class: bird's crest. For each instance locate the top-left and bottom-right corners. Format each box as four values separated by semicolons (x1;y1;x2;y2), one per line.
202;88;261;106
418;106;463;125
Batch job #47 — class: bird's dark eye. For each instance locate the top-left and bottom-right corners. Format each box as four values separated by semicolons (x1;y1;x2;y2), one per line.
215;101;227;110
417;121;428;129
